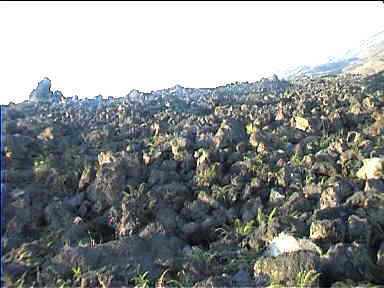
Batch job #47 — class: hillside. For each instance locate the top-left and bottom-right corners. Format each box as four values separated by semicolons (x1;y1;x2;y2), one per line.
281;30;384;79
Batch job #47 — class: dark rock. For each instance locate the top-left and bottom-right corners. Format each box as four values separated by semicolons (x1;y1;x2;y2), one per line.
232;268;252;287
321;242;384;285
44;200;74;229
4;262;29;280
312;161;338;177
64;192;85;210
283;192;313;214
62;222;90;246
193;276;233;288
364;179;384;193
241;197;263;222
148;169;180;186
213;119;247;149
244;227;266;250
182;222;204;245
87;160;127;208
310;219;347;244
155;207;181;234
320;181;354;209
43;234;185;281
347;215;371;244
149;182;192;211
78;166;96;192
181;200;210;222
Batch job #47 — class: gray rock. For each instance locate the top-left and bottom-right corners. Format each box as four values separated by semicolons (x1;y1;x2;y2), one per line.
192;276;233;288
254;250;321;286
78;166;96;192
43;234;185;282
148;169;180;186
87;160;126;208
232;268;252;287
312;161;338;177
321;242;384;284
149;182;192;210
29;77;53;102
182;222;203;244
156;207;181;234
347;215;371;243
310;219;346;244
44;200;74;229
364;179;384;193
62;222;90;246
64;192;85;209
320;181;354;209
213;119;247;149
241;197;263;223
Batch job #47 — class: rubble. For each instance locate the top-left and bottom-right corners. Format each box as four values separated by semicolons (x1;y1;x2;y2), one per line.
3;72;384;287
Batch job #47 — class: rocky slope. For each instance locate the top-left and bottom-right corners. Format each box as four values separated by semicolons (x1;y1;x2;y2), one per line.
2;73;384;287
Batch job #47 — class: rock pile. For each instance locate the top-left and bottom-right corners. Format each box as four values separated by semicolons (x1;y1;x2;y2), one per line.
2;73;384;287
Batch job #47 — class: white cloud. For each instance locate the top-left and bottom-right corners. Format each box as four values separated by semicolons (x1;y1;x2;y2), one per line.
0;1;383;104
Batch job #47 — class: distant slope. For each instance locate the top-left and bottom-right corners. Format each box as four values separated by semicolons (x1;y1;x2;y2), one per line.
280;30;384;80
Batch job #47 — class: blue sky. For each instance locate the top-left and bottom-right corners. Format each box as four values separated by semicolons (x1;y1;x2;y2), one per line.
0;1;383;104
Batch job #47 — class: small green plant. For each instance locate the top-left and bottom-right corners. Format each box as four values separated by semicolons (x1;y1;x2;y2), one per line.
233;218;256;237
77;239;88;247
316;135;332;151
295;269;320;288
33;152;54;180
190;247;216;264
4;271;27;288
211;184;236;205
257;207;277;227
88;230;97;247
196;162;219;186
222;250;260;274
246;122;257;135
64;240;71;249
132;271;151;288
243;154;252;162
97;270;113;288
4;244;36;266
305;174;315;186
33;151;53;169
71;265;82;282
155;269;169;288
109;183;150;239
268;281;285;288
291;152;302;167
56;278;71;288
166;270;193;288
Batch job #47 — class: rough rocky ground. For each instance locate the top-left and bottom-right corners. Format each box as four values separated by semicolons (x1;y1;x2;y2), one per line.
2;73;384;287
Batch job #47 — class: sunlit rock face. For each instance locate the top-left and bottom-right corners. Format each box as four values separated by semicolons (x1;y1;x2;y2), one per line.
29;77;63;103
29;77;53;102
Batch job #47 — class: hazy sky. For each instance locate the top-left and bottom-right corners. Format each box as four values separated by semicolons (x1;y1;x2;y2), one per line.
0;1;383;104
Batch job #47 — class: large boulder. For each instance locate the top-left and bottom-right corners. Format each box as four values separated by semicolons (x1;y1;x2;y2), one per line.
356;158;384;180
29;77;53;102
149;182;192;211
321;242;384;285
41;234;185;284
213;119;247;149
29;77;63;103
254;250;321;286
87;160;127;210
